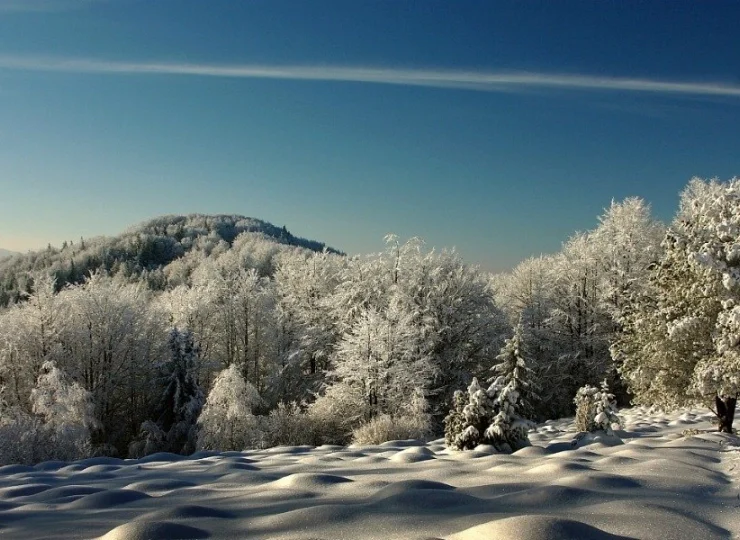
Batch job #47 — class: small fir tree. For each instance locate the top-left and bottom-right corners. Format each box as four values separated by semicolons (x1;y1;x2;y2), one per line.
485;325;535;450
574;381;622;434
444;377;496;450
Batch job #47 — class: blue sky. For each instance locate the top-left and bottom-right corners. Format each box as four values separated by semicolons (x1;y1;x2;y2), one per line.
1;0;739;271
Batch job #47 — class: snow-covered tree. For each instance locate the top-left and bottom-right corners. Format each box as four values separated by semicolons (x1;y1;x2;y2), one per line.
0;273;66;410
197;364;262;451
590;197;664;318
330;306;433;421
573;381;621;434
273;250;344;401
490;322;537;420
478;326;536;450
617;178;740;432
31;361;97;460
548;233;614;400
61;272;164;453
444;377;496;450
138;328;204;455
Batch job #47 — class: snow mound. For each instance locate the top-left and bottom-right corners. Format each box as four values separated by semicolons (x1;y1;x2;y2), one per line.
124;479;197;492
144;504;236;520
0;484;53;498
98;521;209;540
272;473;353;489
389;446;436;463
66;489;151;509
448;514;631;540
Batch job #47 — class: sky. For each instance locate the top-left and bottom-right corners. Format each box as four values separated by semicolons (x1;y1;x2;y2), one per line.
0;0;739;271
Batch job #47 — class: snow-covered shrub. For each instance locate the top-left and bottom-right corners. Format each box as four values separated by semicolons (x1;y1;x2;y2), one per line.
0;406;49;465
129;420;165;459
351;414;426;445
352;391;431;444
261;402;317;447
30;361;97;461
196;364;262;451
306;383;367;445
574;381;622;434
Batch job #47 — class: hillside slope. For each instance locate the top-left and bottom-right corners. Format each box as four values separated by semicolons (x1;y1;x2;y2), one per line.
0;214;338;305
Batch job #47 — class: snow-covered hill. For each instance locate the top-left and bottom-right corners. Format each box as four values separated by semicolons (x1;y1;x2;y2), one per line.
0;407;737;540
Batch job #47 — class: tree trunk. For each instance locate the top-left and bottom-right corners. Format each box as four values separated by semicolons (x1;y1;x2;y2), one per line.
715;395;736;433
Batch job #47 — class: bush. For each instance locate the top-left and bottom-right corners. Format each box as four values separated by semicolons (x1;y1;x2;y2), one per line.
0;408;50;465
351;413;429;445
305;385;366;446
574;381;622;434
261;402;317;447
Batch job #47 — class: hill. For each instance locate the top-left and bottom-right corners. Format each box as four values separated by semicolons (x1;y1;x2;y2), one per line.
0;214;339;306
0;248;17;260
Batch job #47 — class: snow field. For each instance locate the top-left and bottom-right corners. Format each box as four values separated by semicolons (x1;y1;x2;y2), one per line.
0;407;738;539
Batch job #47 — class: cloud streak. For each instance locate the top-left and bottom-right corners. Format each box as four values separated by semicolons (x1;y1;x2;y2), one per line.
1;55;740;98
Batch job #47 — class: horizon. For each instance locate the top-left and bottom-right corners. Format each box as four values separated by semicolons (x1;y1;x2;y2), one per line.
1;1;739;272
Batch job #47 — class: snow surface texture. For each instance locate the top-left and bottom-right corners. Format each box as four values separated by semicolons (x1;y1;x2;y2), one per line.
1;407;739;539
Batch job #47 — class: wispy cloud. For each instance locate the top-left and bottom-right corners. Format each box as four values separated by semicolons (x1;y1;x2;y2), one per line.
1;54;740;99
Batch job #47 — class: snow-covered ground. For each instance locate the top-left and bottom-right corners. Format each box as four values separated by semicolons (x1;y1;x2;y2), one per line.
1;407;739;540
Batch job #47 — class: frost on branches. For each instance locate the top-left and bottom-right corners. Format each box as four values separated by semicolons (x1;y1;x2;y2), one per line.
574;381;622;435
445;327;535;452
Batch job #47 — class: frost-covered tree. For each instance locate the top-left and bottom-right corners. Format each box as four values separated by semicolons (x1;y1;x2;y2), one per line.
330;306;433;421
155;282;219;384
31;361;97;460
617;178;740;432
0;273;66;409
590;197;664;318
548;234;613;400
492;256;566;417
273;250;344;401
197;364;262;451
61;272;164;453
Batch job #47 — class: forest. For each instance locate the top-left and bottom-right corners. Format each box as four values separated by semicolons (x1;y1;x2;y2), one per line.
0;177;738;464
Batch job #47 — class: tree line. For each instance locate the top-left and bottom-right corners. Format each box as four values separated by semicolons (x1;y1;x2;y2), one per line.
0;177;738;464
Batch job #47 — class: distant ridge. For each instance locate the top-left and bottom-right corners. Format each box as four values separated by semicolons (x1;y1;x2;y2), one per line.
0;214;341;306
0;248;17;260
